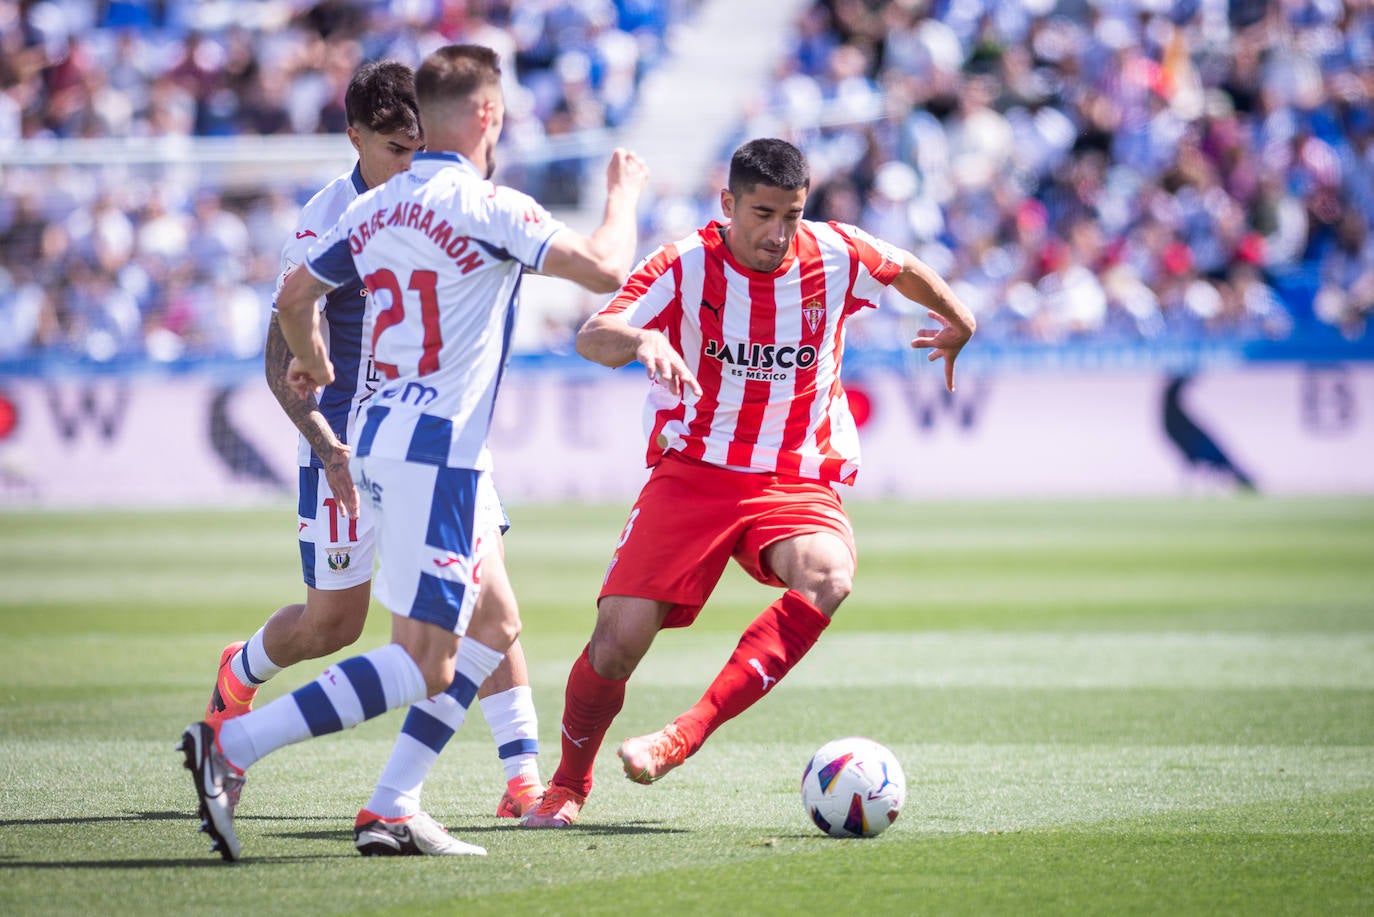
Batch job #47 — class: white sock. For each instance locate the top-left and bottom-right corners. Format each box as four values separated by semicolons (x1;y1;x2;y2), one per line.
218;643;426;771
479;685;541;782
364;638;505;818
230;626;284;686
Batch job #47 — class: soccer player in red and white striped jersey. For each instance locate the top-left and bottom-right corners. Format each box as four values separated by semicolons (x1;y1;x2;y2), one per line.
523;137;975;828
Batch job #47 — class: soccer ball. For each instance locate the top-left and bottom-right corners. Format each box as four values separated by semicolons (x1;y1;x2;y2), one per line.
800;737;906;838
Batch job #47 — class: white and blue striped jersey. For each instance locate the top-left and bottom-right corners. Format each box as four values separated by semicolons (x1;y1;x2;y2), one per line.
273;164;381;468
304;151;565;470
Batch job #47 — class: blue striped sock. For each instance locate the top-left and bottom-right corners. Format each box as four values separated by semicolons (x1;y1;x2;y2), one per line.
218;643;426;771
231;626;282;687
364;639;505;818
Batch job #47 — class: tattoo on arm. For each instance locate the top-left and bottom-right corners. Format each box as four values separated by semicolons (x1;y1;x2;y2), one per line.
264;313;341;464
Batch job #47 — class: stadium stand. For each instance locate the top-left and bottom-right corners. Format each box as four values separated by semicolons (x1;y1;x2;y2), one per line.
703;0;1374;355
0;0;1370;364
0;0;697;361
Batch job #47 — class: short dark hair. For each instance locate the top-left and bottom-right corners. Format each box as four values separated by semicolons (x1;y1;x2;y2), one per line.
414;44;501;111
345;60;420;139
728;138;810;197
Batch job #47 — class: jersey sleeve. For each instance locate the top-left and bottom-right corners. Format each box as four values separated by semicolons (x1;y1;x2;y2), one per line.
830;221;904;308
273;186;347;312
272;219;326;313
304;207;361;290
598;243;681;331
486;185;567;270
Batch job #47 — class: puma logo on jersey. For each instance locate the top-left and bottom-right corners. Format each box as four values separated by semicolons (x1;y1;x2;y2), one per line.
700;298;723;321
561;724;591;748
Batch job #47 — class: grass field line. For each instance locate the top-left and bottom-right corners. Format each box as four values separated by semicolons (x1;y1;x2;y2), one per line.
5;629;1370;693
510;630;1374;690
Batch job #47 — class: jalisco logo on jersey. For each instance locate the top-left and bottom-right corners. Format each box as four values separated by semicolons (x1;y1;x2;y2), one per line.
348;203;493;275
704;339;819;371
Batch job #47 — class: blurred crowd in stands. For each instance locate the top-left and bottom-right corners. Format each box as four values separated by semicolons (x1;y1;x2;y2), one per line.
1;0;1371;363
742;0;1374;350
0;0;685;361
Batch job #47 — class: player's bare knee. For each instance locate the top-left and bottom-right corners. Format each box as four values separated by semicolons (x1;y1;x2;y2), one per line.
795;567;852;616
465;608;521;654
488;614;521;650
587;633;640;680
299;588;368;658
419;658;456;697
317;615;366;654
407;644;457;697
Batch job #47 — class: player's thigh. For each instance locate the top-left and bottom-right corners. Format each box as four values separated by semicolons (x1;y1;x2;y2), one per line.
465;543;521;651
739;482;856;590
353;455;487;637
300;580;372;646
477;468;511;538
472;471;514;620
297;466;376;590
473;538;516;617
390;614;460;695
599;460;740;621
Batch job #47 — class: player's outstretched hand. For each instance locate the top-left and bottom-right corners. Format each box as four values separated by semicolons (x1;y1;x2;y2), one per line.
287;355;334;399
637;331;702;399
911;310;973;393
606;148;649;196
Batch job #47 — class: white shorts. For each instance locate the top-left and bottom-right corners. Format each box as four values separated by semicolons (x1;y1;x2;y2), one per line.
298;465;508;593
297;466;375;590
350;455;506;635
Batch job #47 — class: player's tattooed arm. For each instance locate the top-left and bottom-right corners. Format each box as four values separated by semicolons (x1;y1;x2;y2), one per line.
264;313;352;482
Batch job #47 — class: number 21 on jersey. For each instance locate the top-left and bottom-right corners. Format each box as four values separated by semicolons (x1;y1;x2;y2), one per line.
366;268;441;380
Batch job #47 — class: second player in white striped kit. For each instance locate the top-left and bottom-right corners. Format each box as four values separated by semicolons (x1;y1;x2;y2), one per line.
180;43;648;861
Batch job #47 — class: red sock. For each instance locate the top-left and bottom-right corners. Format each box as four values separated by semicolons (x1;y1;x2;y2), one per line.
550;645;627;797
673;590;830;753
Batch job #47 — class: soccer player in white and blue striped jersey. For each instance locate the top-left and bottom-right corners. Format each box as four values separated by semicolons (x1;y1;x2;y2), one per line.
179;44;648;862
200;61;546;845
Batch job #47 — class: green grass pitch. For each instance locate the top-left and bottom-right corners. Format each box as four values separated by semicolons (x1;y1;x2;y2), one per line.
1;498;1371;915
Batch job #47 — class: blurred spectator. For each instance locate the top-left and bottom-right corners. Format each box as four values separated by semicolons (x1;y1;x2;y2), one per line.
1314;210;1374;339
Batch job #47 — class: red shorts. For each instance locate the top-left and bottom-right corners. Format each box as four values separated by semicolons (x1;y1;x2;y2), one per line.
599;452;856;628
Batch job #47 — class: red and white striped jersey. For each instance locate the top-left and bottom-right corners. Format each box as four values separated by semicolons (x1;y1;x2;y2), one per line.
600;218;903;484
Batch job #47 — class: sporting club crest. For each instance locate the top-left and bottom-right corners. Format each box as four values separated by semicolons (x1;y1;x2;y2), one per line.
803;299;825;334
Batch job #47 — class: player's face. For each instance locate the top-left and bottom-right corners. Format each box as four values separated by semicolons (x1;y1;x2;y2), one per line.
720;183;808;273
350;126;423;189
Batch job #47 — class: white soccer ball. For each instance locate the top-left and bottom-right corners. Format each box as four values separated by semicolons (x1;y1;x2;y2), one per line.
800;737;906;838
